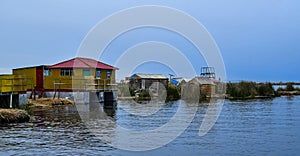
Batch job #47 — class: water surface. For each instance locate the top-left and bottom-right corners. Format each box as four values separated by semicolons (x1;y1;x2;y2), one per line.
0;96;299;155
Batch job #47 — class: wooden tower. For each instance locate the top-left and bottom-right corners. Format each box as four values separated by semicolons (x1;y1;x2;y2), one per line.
200;67;215;79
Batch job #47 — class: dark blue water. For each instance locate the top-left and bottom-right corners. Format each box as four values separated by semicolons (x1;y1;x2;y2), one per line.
0;96;299;156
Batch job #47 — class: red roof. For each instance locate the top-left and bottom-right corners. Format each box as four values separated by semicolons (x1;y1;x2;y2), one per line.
48;57;116;70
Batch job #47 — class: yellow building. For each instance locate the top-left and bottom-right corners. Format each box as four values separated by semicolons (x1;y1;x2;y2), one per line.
0;74;14;93
12;57;117;94
0;74;30;94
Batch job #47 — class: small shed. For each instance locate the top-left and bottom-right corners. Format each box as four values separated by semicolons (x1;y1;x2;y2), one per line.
195;77;217;96
129;73;169;90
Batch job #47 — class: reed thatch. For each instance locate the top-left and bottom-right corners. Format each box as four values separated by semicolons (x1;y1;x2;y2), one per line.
28;98;74;107
0;109;30;123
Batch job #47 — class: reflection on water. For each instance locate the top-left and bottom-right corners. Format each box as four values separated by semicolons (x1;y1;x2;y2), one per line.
0;105;115;156
0;97;300;155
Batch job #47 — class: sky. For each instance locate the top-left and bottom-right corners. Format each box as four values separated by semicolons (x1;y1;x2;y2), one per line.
0;0;300;82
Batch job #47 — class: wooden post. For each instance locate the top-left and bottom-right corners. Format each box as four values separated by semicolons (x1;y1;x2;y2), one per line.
53;80;56;99
10;78;14;108
10;92;13;109
33;86;36;100
104;79;106;92
58;79;61;99
84;79;87;91
169;74;174;83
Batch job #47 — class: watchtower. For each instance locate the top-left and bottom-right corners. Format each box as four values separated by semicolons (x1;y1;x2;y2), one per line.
200;67;215;79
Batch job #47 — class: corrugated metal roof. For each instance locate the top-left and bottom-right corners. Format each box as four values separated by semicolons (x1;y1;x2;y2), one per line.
13;65;49;70
173;78;191;83
48;57;116;70
131;73;168;79
210;78;220;83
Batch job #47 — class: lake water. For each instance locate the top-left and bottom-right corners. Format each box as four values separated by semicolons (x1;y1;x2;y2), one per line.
1;96;300;156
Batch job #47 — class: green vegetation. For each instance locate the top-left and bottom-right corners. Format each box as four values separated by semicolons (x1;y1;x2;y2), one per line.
138;89;150;98
277;87;284;92
166;85;180;101
286;83;295;91
276;82;300;96
118;83;180;101
226;81;276;99
131;86;180;101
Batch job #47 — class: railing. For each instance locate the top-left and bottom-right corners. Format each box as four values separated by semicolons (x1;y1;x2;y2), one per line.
53;78;117;92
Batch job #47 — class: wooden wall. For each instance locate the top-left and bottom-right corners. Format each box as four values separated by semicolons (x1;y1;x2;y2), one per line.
44;68;116;90
13;67;36;90
0;74;31;93
0;75;14;93
200;84;216;96
129;78;168;90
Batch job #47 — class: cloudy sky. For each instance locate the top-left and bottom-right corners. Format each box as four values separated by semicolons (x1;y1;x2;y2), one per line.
1;0;299;82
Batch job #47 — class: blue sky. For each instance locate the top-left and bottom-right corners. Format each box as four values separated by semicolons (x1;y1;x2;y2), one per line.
1;0;300;82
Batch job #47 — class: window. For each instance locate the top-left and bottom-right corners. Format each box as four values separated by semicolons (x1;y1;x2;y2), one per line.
96;69;101;79
43;69;51;76
106;70;111;79
83;69;90;76
60;69;73;76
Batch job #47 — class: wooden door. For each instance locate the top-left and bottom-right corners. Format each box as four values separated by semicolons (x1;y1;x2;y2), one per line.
36;67;44;91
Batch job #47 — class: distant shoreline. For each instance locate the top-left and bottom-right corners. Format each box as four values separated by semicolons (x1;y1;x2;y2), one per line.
277;91;300;96
225;95;275;100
